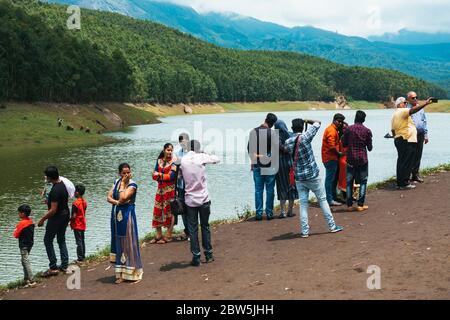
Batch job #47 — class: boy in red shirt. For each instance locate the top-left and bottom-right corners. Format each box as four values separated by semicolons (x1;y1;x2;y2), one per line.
14;204;36;287
71;185;87;263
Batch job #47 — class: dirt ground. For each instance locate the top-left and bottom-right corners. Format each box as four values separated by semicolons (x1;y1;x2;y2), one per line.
2;172;449;300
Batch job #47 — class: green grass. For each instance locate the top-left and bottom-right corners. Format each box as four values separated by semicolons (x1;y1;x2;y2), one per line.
424;100;450;113
0;103;158;153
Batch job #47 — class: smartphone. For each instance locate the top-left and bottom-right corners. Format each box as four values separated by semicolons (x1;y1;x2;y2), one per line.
430;98;439;103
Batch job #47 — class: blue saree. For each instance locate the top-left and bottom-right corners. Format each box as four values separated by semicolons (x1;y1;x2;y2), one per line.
110;178;143;281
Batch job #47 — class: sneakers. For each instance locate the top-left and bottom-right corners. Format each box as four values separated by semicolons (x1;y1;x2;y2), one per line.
329;200;342;206
191;255;201;267
397;184;416;190
23;280;37;288
299;233;309;238
330;225;344;233
278;212;286;219
357;205;369;212
205;253;215;263
347;206;357;212
255;216;263;221
266;215;274;221
411;176;424;183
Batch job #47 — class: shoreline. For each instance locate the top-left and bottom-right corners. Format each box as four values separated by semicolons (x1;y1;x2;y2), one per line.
1;162;449;293
1;100;449;154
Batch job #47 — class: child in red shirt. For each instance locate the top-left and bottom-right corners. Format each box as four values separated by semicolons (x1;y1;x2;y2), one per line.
14;204;36;287
71;185;87;262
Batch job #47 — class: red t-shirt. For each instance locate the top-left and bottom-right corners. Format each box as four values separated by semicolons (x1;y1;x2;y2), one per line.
70;198;87;231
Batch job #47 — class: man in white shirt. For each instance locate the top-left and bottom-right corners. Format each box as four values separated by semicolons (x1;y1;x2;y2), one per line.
180;140;220;266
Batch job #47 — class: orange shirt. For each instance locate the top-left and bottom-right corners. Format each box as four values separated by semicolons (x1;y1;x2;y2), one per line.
322;123;340;163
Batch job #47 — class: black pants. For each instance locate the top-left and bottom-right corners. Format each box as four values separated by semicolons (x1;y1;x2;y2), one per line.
186;201;212;257
44;214;69;270
173;187;189;236
411;133;425;177
73;230;86;261
394;137;416;187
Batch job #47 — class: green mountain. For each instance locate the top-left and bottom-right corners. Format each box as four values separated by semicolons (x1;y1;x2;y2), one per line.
0;0;446;104
47;0;450;95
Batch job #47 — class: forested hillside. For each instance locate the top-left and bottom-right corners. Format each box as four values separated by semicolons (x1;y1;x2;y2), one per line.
0;0;446;104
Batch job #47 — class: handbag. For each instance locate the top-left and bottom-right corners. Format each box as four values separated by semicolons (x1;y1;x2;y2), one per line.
169;164;185;215
289;135;301;186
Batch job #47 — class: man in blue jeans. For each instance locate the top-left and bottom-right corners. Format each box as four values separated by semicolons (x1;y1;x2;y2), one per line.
322;114;346;206
248;113;279;221
286;119;343;237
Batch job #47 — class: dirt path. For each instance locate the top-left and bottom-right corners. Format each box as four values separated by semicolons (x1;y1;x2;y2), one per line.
2;172;449;300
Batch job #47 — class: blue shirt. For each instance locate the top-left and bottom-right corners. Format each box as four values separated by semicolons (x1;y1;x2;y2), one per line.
174;145;188;189
285;123;321;181
407;103;428;136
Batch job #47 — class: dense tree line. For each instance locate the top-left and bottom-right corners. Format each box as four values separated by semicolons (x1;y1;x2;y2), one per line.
0;0;446;104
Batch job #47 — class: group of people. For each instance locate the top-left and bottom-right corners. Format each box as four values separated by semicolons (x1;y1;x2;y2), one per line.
247;109;374;236
12;92;434;286
13;166;87;287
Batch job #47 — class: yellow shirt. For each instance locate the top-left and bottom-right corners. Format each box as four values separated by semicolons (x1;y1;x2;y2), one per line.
391;108;417;143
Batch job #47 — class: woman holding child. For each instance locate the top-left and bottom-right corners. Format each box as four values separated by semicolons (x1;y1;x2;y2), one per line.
151;143;177;244
107;163;143;284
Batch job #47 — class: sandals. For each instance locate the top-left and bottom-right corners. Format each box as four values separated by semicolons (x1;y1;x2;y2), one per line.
42;269;59;277
150;237;167;244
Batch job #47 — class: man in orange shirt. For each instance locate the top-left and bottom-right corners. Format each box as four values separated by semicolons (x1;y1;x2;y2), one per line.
322;113;345;206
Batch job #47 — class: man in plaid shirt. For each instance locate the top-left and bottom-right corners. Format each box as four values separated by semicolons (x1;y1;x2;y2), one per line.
343;110;373;212
285;119;343;237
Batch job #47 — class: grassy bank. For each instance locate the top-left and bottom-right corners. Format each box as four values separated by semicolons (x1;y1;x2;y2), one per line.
2;162;449;293
0;102;159;153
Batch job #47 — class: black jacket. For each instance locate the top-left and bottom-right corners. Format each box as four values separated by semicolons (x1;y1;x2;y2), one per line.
19;224;34;250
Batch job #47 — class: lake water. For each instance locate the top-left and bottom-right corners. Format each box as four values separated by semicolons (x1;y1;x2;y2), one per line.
1;109;449;285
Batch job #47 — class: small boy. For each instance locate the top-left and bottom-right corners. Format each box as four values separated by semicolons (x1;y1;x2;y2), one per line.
13;204;36;287
70;185;87;263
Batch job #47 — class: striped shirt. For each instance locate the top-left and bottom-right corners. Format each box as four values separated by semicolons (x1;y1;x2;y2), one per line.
285;123;321;181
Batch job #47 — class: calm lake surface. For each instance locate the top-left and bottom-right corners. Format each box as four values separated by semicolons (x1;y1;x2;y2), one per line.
1;109;449;284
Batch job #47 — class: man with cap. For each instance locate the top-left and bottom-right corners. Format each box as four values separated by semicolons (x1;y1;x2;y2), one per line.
322;113;346;206
247;113;279;221
285;118;343;237
343;110;373;212
391;96;434;190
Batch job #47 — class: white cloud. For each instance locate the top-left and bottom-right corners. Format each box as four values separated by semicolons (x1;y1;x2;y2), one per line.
164;0;450;37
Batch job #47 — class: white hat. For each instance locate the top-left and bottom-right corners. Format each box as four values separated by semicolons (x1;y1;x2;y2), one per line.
395;97;406;107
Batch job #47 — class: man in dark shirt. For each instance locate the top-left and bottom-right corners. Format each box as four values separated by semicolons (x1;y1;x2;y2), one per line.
343;110;373;212
38;166;70;276
248;113;279;221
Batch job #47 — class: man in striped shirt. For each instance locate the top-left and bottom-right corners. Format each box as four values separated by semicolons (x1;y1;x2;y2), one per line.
285;119;343;238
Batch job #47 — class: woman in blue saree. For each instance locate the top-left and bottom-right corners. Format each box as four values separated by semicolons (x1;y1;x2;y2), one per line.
107;163;143;284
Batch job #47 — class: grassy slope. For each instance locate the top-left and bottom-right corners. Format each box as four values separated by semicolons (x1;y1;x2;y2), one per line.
0;102;158;153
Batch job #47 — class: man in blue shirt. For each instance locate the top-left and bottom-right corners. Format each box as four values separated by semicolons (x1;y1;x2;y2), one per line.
173;132;191;240
285;118;343;238
406;91;428;183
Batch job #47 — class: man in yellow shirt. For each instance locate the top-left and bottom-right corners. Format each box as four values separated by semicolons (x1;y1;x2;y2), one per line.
391;96;433;189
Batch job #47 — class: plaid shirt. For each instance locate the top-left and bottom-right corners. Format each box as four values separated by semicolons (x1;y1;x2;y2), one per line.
342;123;373;166
285;123;321;181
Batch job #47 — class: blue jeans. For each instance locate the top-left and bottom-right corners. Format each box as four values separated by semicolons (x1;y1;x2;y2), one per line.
346;163;368;207
253;167;276;218
324;160;339;204
296;177;337;235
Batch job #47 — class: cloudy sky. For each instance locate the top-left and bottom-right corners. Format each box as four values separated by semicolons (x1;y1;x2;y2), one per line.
166;0;450;37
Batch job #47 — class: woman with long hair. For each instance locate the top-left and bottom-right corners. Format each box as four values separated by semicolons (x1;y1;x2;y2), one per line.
107;163;143;284
151;143;177;244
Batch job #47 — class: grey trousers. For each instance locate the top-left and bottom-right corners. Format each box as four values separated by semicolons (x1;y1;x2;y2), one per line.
20;248;33;281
